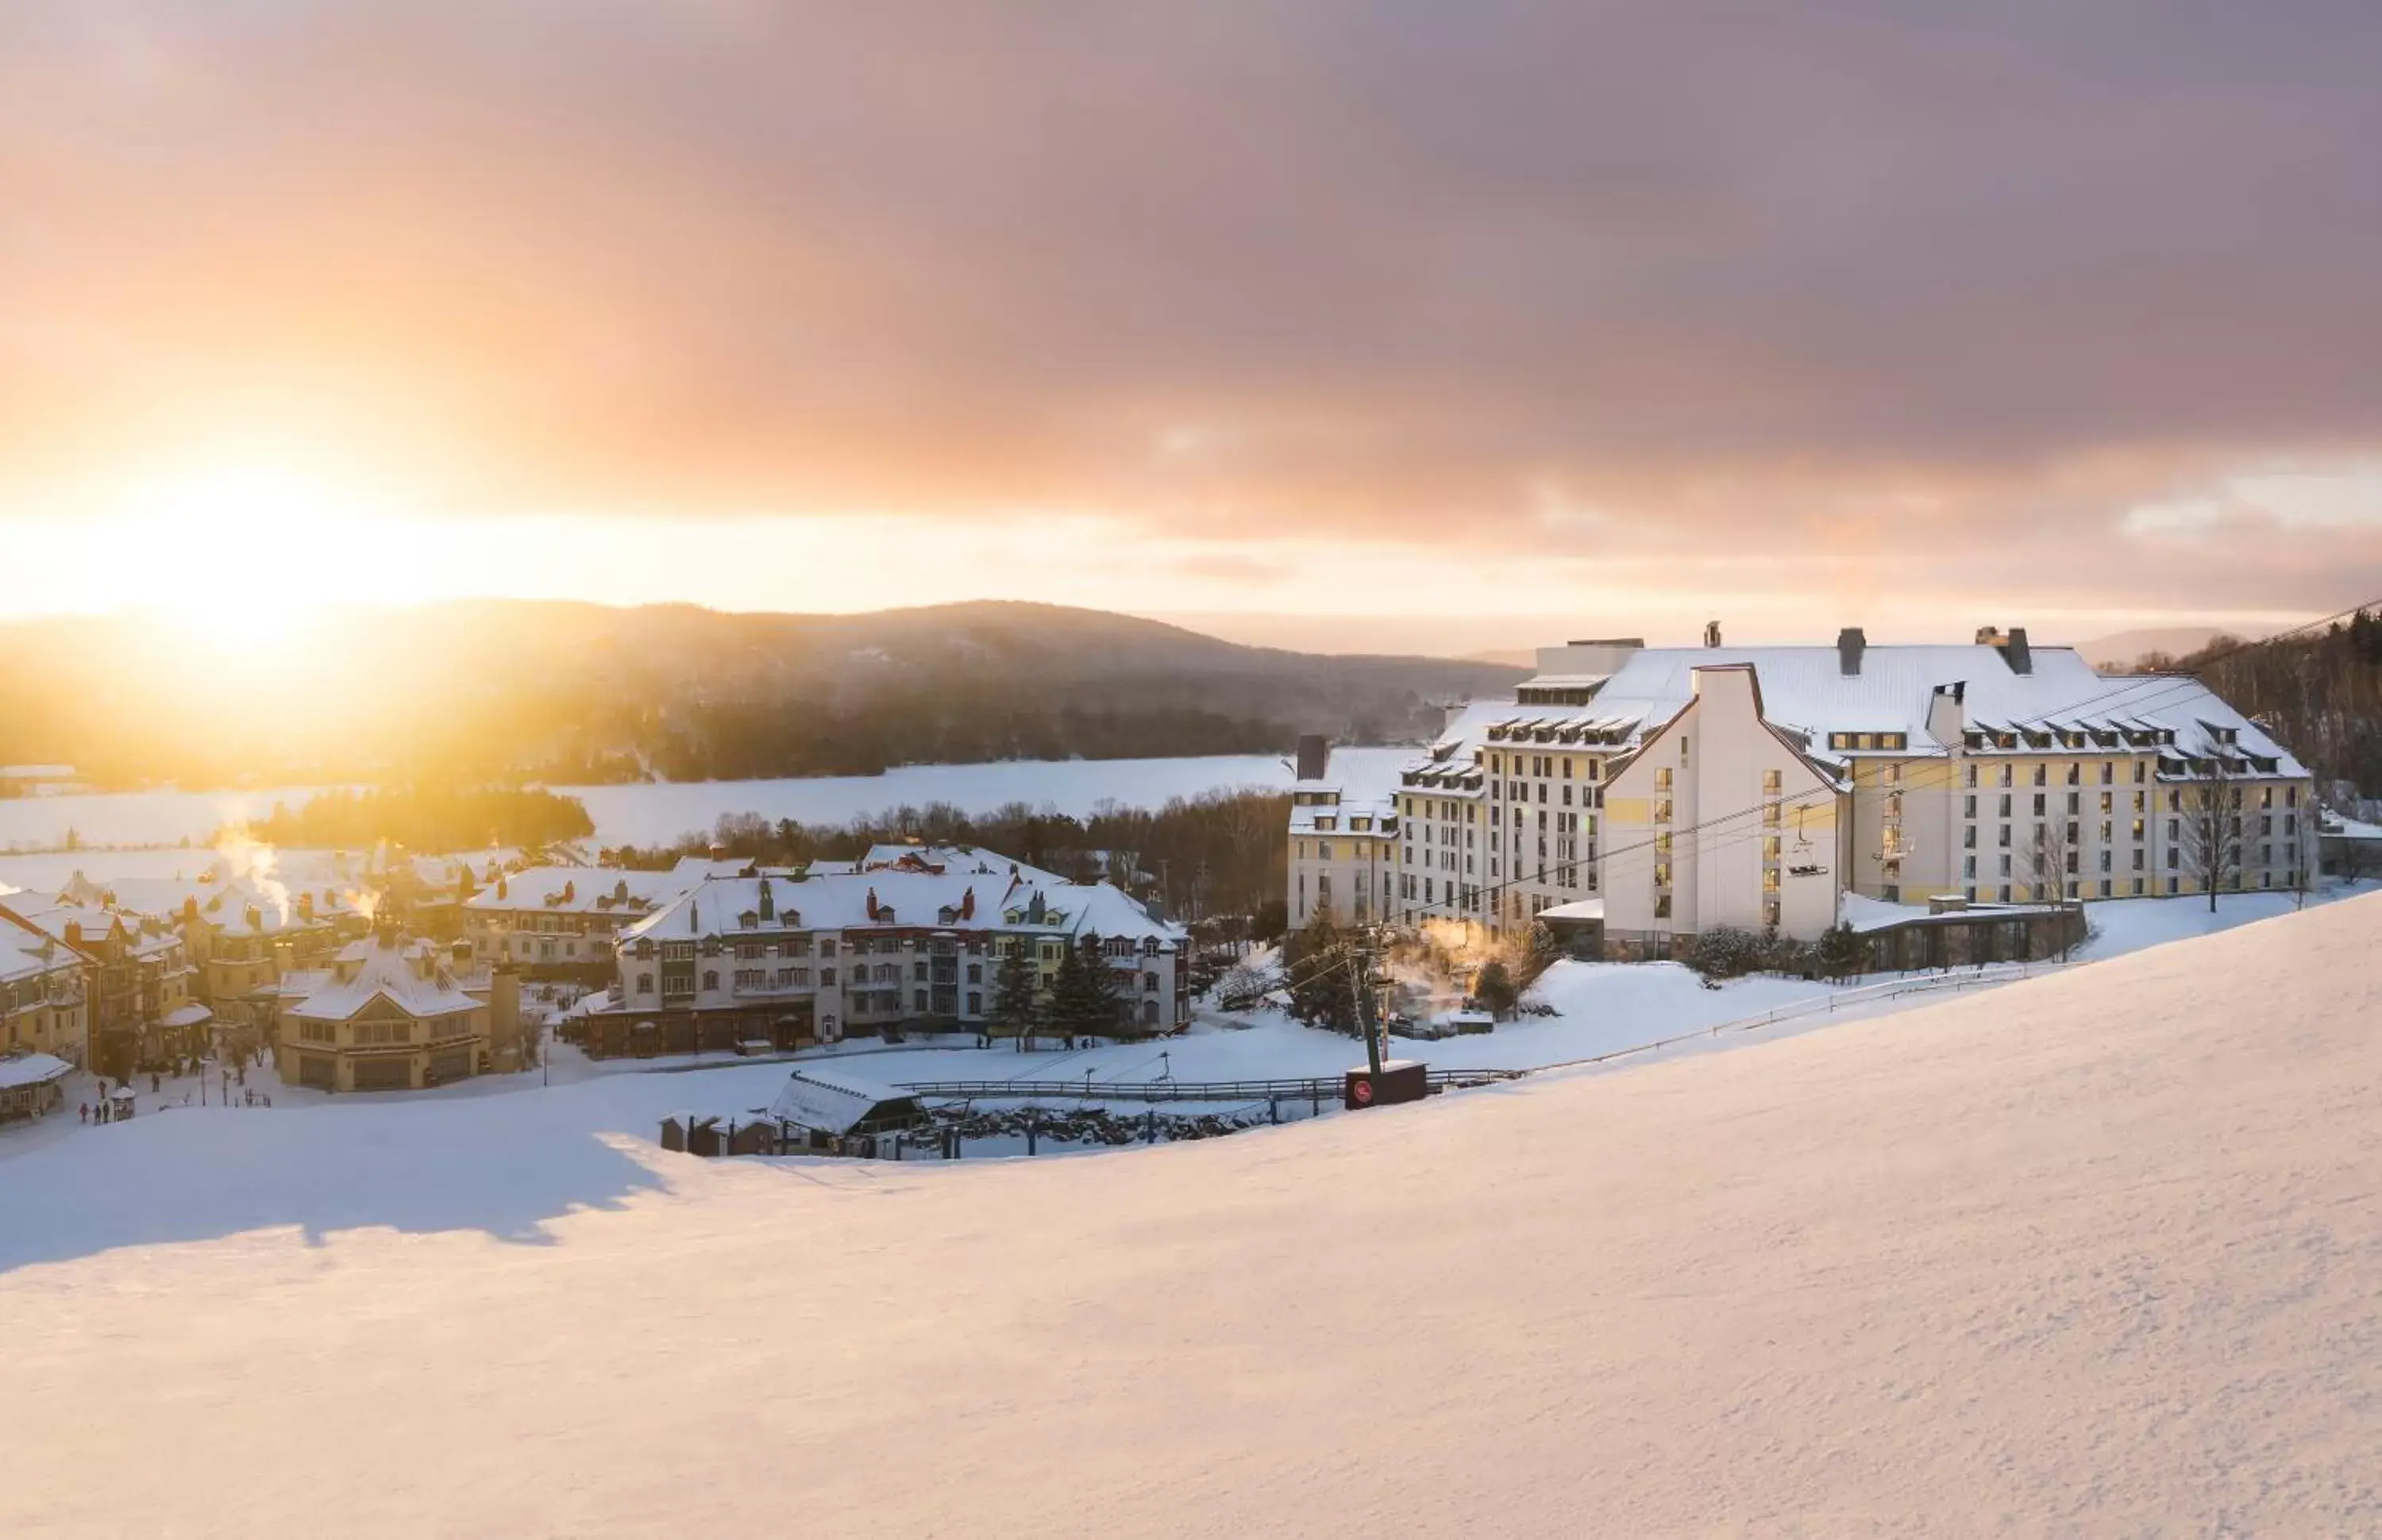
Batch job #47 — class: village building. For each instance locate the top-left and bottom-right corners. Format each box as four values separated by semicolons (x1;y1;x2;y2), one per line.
765;1067;931;1153
1287;734;1401;930
72;873;368;1055
0;900;201;1077
0;1051;73;1123
0;911;90;1068
1293;628;2315;957
586;848;1189;1056
463;857;749;984
272;925;522;1093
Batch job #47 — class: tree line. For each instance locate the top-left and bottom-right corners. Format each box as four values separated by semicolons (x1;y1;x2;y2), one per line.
234;787;596;853
2127;608;2382;802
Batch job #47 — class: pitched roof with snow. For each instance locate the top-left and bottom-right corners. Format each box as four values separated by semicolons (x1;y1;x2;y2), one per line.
0;912;82;988
1289;748;1402;835
765;1068;923;1136
288;937;484;1022
1415;641;2307;780
0;1052;72;1090
619;860;1183;949
463;864;708;918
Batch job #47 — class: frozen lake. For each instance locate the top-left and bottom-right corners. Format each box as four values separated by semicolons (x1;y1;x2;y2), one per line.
553;748;1412;847
0;747;1415;863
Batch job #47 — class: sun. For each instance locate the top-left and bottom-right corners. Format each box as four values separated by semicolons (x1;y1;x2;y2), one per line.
121;466;391;654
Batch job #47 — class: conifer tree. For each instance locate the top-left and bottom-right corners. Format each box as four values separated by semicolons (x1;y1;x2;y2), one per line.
1053;934;1122;1041
987;946;1040;1048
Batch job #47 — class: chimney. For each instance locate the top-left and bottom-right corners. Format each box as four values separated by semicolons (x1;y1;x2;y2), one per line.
2004;627;2033;676
866;887;881;921
961;886;975;921
1294;734;1330;782
1837;627;1867;676
491;957;522;1059
1702;620;1722;649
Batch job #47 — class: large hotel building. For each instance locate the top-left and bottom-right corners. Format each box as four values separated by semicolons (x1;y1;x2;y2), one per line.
1290;629;2313;956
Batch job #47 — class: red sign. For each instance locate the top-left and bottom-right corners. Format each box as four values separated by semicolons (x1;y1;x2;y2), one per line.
1351;1077;1374;1105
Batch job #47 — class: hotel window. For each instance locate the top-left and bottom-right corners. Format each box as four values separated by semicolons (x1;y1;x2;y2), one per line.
1653;800;1673;823
2065;764;2080;785
1965;764;1979;788
2033;765;2048;786
1998;765;2013;787
1655;768;1673;791
1652;862;1672;887
1763;769;1783;795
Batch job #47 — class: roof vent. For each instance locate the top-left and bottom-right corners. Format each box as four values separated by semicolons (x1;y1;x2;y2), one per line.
1702;620;1722;649
1837;627;1867;677
2005;627;2033;676
1975;626;2002;646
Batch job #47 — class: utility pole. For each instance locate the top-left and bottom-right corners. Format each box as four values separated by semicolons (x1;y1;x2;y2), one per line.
1347;928;1384;1077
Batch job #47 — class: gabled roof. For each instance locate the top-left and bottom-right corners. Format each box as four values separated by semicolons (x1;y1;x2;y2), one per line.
766;1068;925;1136
1413;641;2307;780
289;938;483;1022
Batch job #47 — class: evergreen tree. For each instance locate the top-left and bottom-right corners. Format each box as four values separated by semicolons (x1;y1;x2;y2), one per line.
1817;922;1867;981
1053;934;1122;1041
1471;959;1519;1018
987;947;1040;1047
1282;912;1358;1034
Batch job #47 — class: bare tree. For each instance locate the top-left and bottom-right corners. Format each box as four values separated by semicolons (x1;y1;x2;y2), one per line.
2180;758;2244;914
2025;818;2080;957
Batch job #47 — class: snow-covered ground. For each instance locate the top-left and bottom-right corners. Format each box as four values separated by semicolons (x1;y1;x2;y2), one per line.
552;748;1413;845
0;747;1416;858
2;893;2376;1534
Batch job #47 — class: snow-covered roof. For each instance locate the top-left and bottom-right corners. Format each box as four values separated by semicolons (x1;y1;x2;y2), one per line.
464;864;705;918
621;860;1183;949
1415;642;2307;780
1536;899;1606;922
288;937;484;1022
0;1052;72;1089
857;844;1070;887
80;874;361;937
1288;746;1401;835
3;902;186;961
159;1002;214;1030
766;1067;923;1135
0;911;79;987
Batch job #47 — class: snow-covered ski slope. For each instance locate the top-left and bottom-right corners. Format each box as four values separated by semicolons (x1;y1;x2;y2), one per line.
4;893;2378;1534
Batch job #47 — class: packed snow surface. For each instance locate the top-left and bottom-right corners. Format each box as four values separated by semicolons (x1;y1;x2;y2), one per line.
4;895;2380;1534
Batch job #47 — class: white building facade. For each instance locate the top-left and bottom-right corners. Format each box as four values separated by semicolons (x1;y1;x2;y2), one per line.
603;848;1190;1047
1290;629;2315;955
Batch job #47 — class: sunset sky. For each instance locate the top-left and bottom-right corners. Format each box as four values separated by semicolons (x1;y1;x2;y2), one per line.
5;2;2379;653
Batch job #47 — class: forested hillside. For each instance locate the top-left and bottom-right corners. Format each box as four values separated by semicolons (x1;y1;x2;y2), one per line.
2133;610;2382;799
0;601;1519;790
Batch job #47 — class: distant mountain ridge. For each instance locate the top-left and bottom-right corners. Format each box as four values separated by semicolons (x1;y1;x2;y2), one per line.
0;600;1524;790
